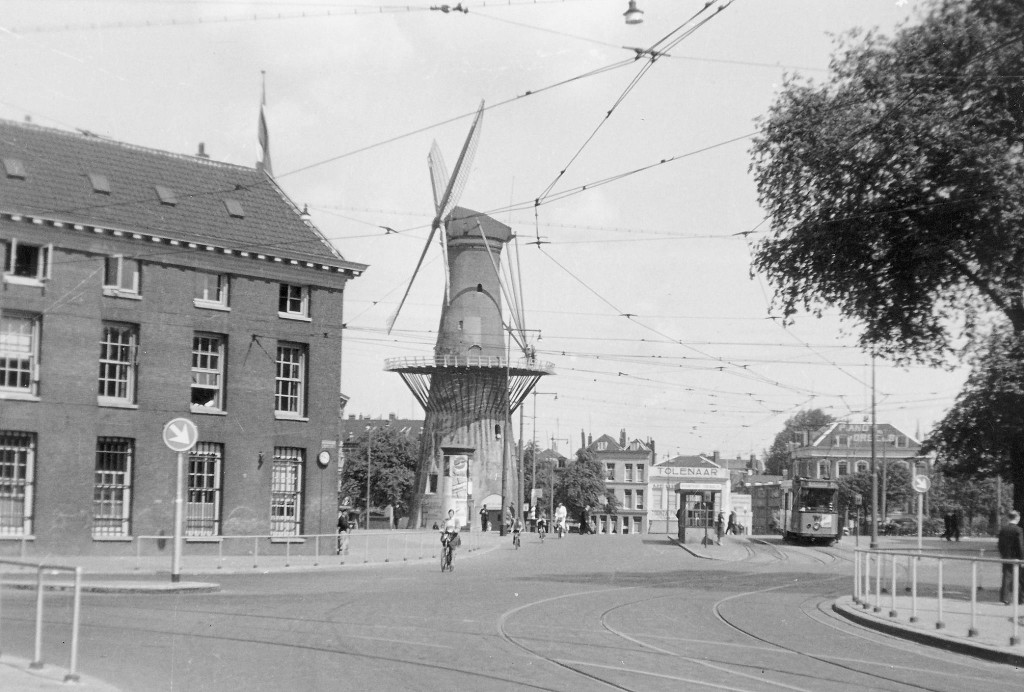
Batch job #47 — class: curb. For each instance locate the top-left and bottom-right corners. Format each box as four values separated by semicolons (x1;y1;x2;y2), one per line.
832;597;1024;667
2;580;220;594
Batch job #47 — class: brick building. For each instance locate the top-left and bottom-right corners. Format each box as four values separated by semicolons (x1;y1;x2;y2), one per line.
0;119;365;554
585;430;653;535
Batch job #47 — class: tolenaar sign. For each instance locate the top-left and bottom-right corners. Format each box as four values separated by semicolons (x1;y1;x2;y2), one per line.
652;466;726;479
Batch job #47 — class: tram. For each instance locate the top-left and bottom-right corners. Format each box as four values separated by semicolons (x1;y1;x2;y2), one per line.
780;477;841;545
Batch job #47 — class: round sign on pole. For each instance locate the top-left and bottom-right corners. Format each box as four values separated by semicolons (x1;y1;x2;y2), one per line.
911;475;931;494
163;418;198;453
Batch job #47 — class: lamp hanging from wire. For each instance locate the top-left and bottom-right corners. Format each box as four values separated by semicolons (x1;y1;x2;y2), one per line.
623;0;644;24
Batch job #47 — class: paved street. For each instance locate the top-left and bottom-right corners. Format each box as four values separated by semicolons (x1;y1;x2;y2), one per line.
2;534;1023;691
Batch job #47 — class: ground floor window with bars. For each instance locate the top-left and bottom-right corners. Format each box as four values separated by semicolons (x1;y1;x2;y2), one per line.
0;431;34;535
271;448;303;536
187;442;222;536
94;437;133;537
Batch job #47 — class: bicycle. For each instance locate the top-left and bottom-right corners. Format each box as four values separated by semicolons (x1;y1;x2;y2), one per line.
440;533;455;572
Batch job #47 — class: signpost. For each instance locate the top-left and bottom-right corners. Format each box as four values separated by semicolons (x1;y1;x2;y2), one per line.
163;418;198;583
911;473;931;551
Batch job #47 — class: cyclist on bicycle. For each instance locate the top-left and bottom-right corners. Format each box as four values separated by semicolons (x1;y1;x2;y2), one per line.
512;516;524;548
554;502;568;537
536;511;548;541
440;509;461;569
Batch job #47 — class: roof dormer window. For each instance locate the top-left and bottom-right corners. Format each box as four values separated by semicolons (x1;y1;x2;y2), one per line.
2;158;26;179
89;173;110;194
155;185;177;206
224;199;244;218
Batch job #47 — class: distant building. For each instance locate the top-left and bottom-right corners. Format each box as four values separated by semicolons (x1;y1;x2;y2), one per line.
648;454;732;535
585;429;654;535
789;422;924;478
0;119;365;554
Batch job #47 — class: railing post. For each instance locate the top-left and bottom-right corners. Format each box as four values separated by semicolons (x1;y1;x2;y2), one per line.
285;537;291;567
30;568;45;669
384;534;391;563
910;553;919;623
314;534;320;567
1013;564;1021;646
218;539;224;569
853;550;860;603
253;537;259;569
64;567;82;683
862;551;871;609
889;554;898;617
364;532;370;564
135;537;143;571
403;533;408;562
968;561;978;638
873;553;882;613
936;558;945;630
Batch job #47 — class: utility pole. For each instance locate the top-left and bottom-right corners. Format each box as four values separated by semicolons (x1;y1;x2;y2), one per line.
870;355;879;549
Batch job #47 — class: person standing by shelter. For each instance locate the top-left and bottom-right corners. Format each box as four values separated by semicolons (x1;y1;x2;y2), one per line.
998;510;1024;605
942;511;952;540
479;505;489;532
715;510;725;545
726;509;737;535
337;511;351;555
951;509;961;541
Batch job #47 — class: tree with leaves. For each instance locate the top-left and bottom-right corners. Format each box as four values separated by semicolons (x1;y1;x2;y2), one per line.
763;409;835;476
750;0;1024;509
554;450;619;524
340;426;419;521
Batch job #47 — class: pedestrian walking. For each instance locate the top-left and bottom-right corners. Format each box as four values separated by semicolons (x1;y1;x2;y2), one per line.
997;510;1024;605
715;510;725;545
950;509;961;542
726;510;737;535
942;511;952;541
479;504;489;532
336;511;351;555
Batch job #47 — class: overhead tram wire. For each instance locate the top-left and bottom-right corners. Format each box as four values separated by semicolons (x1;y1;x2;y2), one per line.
535;0;733;203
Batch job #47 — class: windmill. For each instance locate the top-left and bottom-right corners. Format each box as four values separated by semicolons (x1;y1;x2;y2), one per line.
385;103;553;530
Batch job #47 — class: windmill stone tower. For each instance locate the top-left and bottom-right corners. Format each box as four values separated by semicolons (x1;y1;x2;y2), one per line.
386;207;552;529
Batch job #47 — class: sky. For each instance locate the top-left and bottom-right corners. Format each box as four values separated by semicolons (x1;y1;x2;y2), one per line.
2;0;967;462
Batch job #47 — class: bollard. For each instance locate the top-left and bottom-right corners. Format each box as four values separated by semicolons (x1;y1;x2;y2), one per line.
936;559;945;629
889;555;898;617
968;561;978;637
30;569;44;669
64;567;82;683
910;554;919;623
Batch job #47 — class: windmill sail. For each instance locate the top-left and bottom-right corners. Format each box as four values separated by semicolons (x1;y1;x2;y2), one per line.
387;100;485;334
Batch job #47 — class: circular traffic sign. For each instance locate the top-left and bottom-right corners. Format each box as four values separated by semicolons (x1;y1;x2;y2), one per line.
163;418;198;452
911;475;931;494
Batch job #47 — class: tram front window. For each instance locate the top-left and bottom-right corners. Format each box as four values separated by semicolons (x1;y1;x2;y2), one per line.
798;489;836;512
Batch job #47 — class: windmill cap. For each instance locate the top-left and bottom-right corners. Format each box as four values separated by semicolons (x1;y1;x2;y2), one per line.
448;206;512;242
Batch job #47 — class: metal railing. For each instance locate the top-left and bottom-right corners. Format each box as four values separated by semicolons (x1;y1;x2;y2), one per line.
0;559;83;682
854;547;1024;646
130;528;487;572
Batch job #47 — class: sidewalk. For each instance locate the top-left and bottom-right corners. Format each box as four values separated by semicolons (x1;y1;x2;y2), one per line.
671;533;1024;666
0;530;507;690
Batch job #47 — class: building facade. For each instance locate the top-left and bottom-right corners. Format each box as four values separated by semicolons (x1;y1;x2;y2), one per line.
587;431;653;535
790;422;923;479
0;119;365;555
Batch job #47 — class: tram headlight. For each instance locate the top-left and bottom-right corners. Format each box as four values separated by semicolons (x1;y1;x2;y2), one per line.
812;522;821;531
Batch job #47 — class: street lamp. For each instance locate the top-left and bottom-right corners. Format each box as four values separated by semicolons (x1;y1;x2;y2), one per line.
623;0;644;24
531;391;557;516
366;425;373;530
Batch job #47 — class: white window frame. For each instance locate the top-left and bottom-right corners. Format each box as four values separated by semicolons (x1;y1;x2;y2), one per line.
275;343;306;419
93;437;133;538
637;464;645;483
102;255;141;298
3;239;52;286
0;313;40;398
278;284;310;320
605;463;614;481
624;489;633;510
0;431;35;536
191;333;226;412
636;489;644;511
624;464;633;482
271;448;303;536
186;442;223;537
194;272;229;310
98;323;138;407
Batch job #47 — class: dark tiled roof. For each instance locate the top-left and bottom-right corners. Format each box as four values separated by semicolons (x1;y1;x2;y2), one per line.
658;455;718;468
0;119;361;269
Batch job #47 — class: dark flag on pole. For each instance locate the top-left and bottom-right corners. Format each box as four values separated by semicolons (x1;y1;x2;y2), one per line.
258;72;273;176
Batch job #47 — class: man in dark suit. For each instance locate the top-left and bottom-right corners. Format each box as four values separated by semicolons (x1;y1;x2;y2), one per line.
997;510;1024;605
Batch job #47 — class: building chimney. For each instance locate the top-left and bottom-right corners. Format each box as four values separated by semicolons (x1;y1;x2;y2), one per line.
620;429;626;447
581;429;586;450
713;450;721;464
389;413;396;421
587;433;593;446
196;142;209;159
